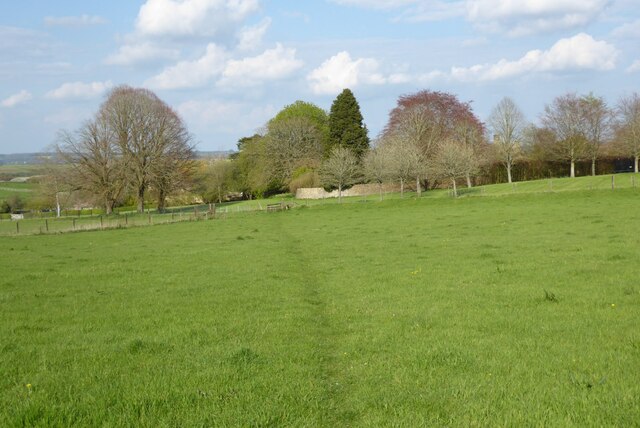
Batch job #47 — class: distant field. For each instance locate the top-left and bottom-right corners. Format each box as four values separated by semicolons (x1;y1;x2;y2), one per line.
0;182;37;200
0;164;47;180
1;188;639;426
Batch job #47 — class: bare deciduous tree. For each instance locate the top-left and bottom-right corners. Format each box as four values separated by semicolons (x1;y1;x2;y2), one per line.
488;97;527;183
382;135;424;198
580;93;611;176
542;93;587;178
320;146;362;203
429;139;476;197
38;155;75;217
363;145;392;201
616;93;640;173
56;114;125;214
100;85;194;213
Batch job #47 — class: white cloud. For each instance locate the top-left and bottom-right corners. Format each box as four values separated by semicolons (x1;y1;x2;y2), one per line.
105;42;180;66
135;0;259;38
145;44;227;89
1;90;32;108
220;44;303;86
44;15;107;27
627;60;640;73
237;18;271;51
329;0;418;9
308;51;387;95
466;0;611;36
612;19;640;38
448;33;618;81
329;0;610;35
46;81;114;100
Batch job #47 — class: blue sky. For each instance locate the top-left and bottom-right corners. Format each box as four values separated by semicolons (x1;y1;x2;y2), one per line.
0;0;638;154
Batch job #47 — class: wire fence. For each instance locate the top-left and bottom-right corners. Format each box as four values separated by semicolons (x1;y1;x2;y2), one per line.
0;202;286;236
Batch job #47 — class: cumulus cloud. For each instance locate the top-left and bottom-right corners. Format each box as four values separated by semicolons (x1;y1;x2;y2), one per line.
330;0;610;35
627;60;640;73
329;0;419;9
237;18;271;51
145;44;228;89
46;81;114;100
612;19;640;38
220;44;303;86
307;51;387;95
105;42;180;66
44;15;107;27
135;0;259;38
146;43;302;89
1;90;32;108
467;0;610;36
449;33;618;81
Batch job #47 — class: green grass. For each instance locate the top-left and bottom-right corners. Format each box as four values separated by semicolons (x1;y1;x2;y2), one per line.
1;188;640;426
477;173;640;196
0;182;38;200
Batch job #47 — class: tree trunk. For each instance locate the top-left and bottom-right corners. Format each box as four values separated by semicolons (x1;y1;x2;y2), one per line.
338;184;342;203
157;190;166;213
400;178;404;198
591;158;596;176
105;200;113;215
416;176;421;197
452;178;457;198
570;161;576;178
379;183;383;201
635;155;639;173
55;193;61;218
466;173;472;188
136;186;145;213
507;164;512;184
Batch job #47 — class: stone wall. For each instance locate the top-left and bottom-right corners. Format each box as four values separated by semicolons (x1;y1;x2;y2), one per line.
295;183;400;199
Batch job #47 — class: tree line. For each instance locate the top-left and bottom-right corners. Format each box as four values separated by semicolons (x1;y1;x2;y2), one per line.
49;85;640;214
201;89;640;201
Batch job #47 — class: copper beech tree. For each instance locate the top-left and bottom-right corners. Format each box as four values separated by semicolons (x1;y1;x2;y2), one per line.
382;90;485;191
58;85;195;213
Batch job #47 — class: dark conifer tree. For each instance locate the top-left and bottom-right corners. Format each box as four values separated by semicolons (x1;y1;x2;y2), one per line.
328;88;369;158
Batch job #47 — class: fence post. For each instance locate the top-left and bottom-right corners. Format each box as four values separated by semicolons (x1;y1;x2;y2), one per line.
73;218;76;230
611;175;615;190
16;221;19;234
100;216;103;229
125;214;128;226
148;213;152;224
45;219;49;232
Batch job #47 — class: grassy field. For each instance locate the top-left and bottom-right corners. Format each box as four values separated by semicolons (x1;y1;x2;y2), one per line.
0;182;38;200
1;188;639;426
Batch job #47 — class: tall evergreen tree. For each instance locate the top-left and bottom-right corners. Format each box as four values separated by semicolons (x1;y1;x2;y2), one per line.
328;89;369;158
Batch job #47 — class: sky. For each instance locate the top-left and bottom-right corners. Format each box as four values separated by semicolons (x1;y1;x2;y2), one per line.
0;0;638;154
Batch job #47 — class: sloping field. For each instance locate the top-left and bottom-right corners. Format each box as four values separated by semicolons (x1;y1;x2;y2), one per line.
0;182;37;200
1;189;639;426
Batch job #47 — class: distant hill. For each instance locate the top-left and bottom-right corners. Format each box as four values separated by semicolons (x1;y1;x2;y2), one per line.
0;153;51;165
0;151;234;166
